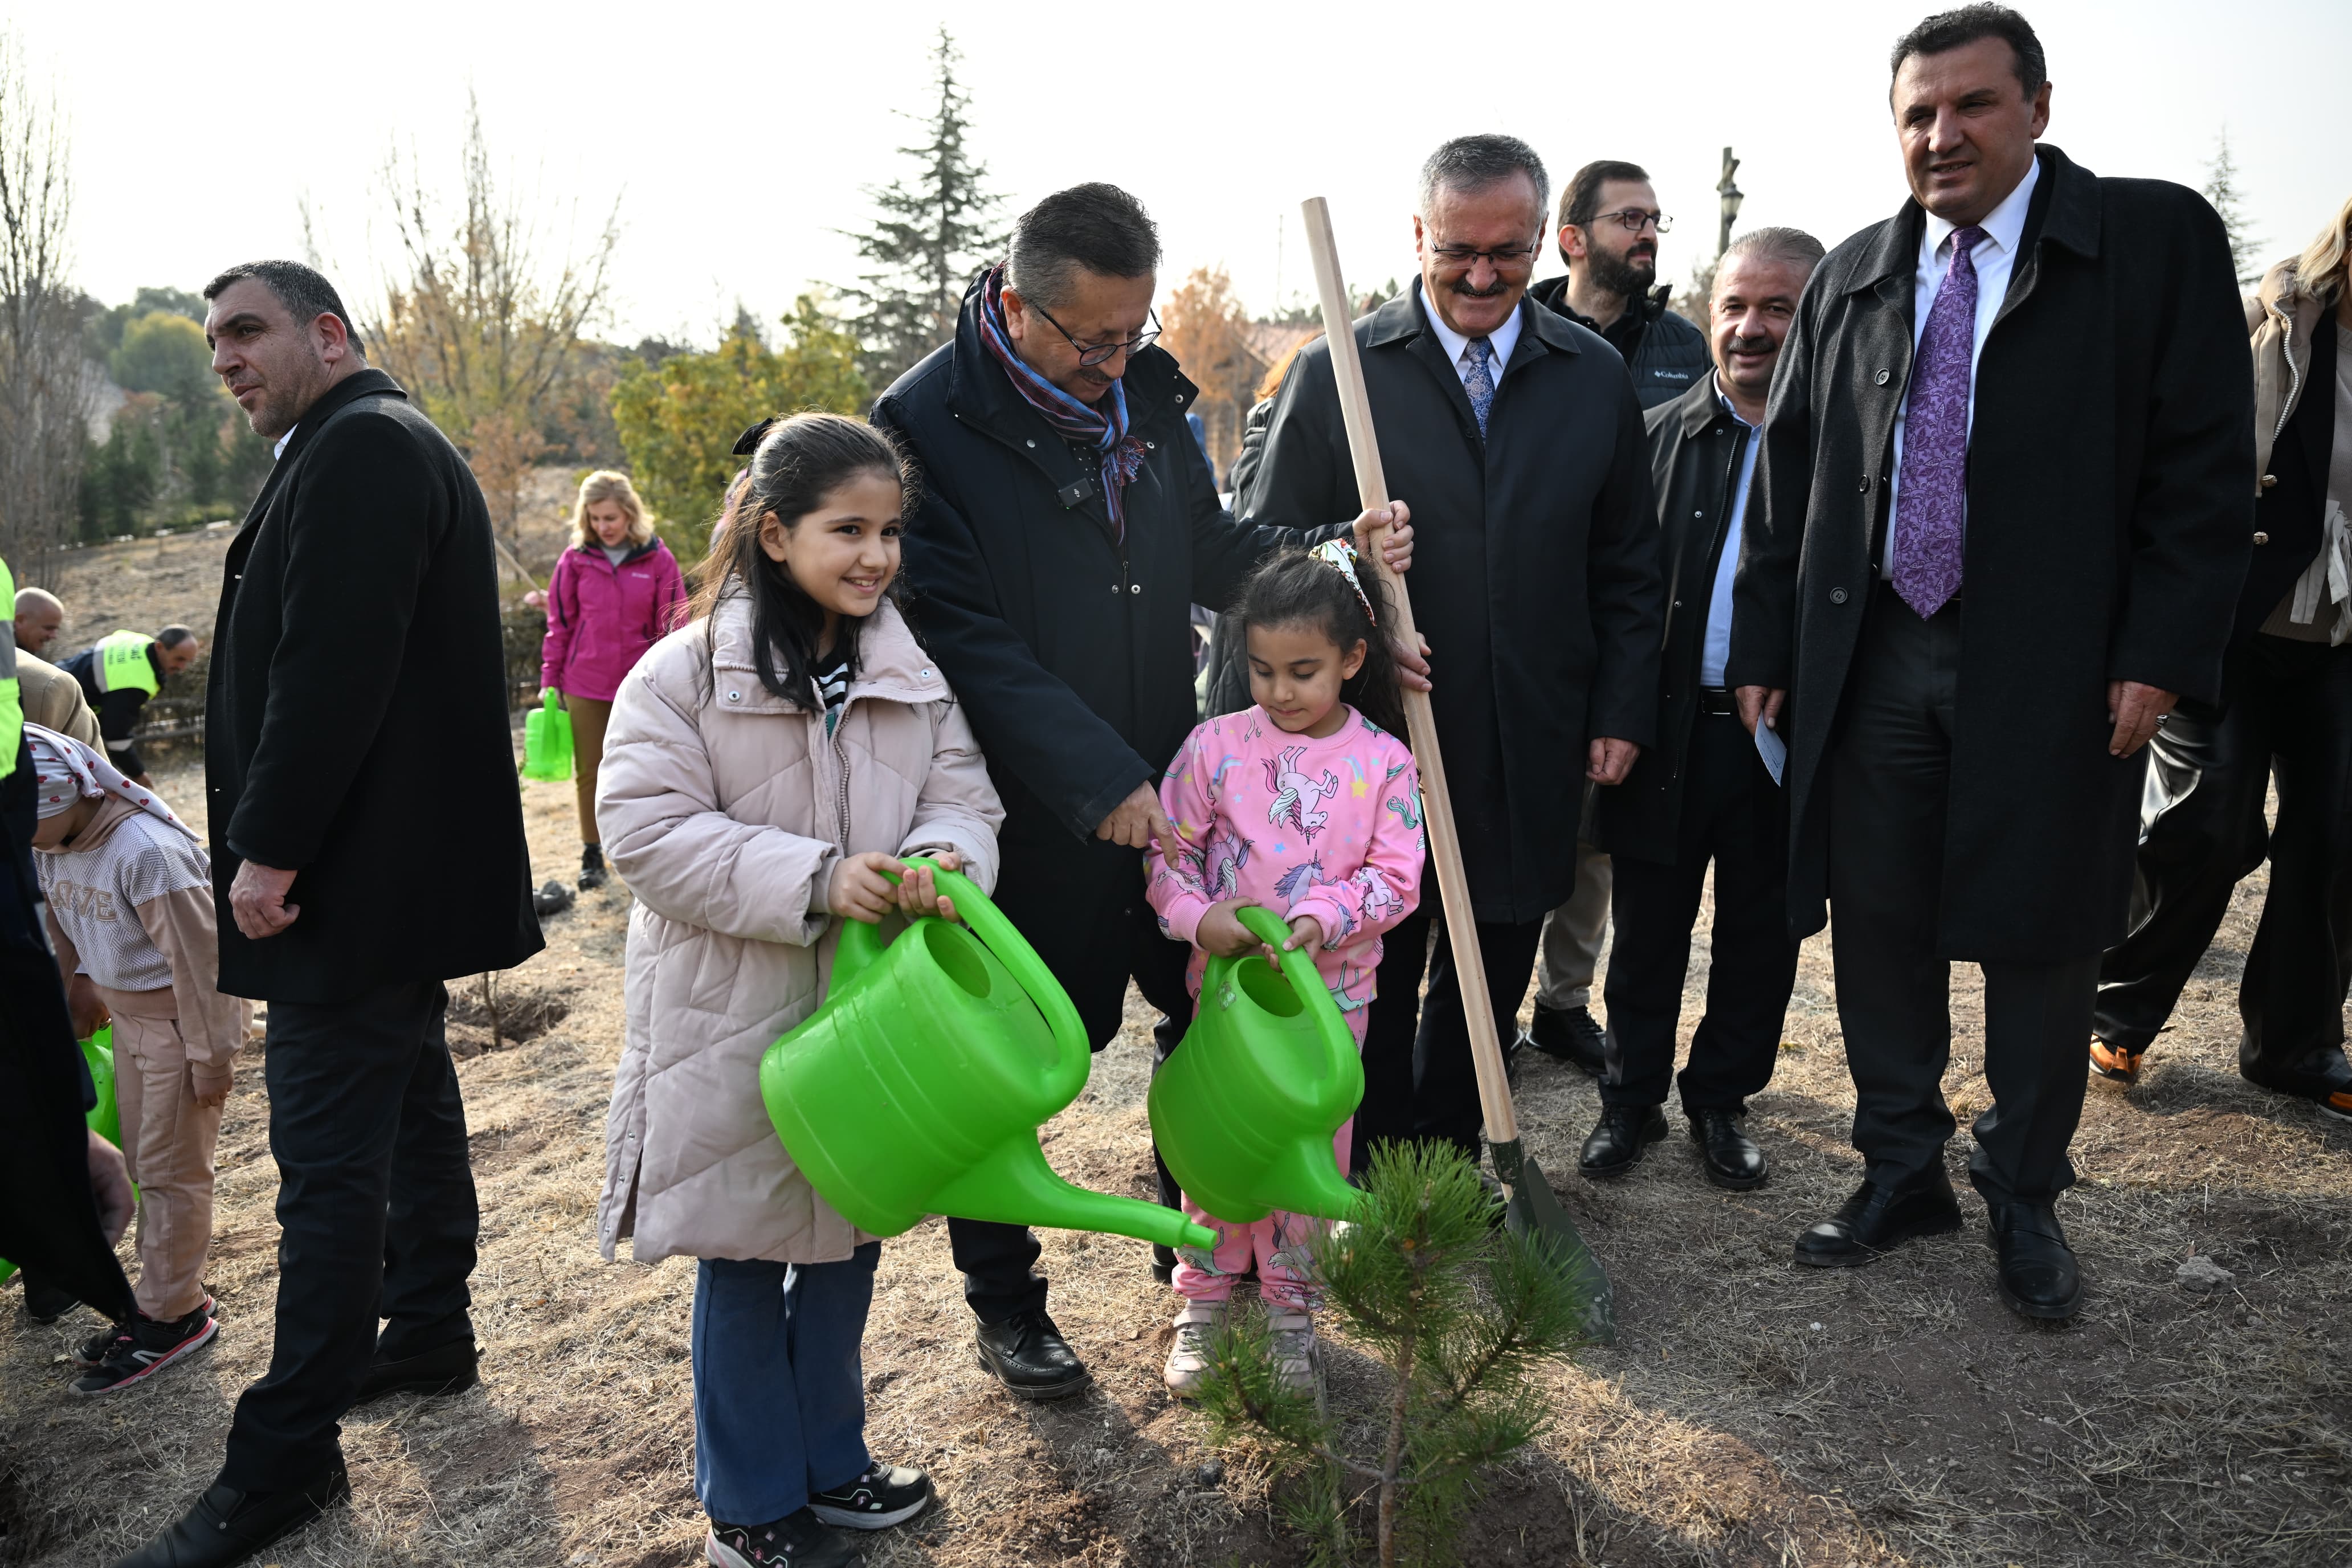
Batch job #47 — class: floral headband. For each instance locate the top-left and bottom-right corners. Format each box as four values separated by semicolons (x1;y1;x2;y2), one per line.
1312;537;1378;626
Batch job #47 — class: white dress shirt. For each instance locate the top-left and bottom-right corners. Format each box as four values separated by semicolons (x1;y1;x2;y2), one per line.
1419;279;1525;389
1884;154;2040;571
1702;379;1761;688
273;427;296;460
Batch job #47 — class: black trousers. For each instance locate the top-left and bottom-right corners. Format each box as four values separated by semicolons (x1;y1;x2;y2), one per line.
1355;897;1545;1165
945;860;1192;1324
220;981;477;1490
1827;589;2097;1207
2096;635;2352;1071
1601;710;1799;1113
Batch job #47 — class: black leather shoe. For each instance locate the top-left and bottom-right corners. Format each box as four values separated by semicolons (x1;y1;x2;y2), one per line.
350;1337;477;1408
109;1463;350;1567
1988;1203;2084;1320
974;1308;1091;1400
2241;1045;2352;1123
1688;1109;1767;1190
1524;1003;1608;1076
1793;1172;1962;1267
1578;1105;1668;1179
20;1273;79;1324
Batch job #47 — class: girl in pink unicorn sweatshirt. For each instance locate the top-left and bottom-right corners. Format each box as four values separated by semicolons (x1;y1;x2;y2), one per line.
1146;544;1422;1400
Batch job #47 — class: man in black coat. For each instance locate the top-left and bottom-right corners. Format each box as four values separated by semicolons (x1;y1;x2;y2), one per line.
1586;227;1823;1191
115;261;542;1568
1249;134;1663;1165
876;185;1407;1402
1729;9;2252;1321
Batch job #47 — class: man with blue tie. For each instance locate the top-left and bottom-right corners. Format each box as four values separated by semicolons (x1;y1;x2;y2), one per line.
1729;5;2252;1319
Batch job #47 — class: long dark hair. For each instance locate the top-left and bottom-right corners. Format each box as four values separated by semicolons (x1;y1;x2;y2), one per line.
686;412;917;705
1236;546;1405;734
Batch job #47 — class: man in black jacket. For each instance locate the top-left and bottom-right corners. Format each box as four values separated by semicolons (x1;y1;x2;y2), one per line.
876;185;1408;1403
1250;134;1663;1165
1586;227;1823;1191
114;261;541;1568
1521;158;1713;1078
1729;9;2252;1321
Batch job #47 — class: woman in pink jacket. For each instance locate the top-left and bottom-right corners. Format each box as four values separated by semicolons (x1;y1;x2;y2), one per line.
540;470;688;888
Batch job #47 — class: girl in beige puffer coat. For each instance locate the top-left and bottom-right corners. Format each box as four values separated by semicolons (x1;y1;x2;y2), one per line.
594;414;1002;1568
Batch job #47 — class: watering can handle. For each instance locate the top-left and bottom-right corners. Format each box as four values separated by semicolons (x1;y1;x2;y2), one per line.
1234;904;1357;1075
852;857;1091;1092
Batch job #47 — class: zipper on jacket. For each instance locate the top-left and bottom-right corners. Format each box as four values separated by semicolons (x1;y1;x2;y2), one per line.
2272;301;2307;448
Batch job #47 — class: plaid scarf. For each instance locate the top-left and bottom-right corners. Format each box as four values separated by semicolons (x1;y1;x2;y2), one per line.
976;265;1148;542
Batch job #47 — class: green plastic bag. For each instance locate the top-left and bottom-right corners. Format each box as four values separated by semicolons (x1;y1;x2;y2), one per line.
521;688;573;782
0;1026;125;1290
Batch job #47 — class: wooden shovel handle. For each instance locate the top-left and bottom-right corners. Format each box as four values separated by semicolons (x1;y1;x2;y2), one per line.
1298;197;1520;1148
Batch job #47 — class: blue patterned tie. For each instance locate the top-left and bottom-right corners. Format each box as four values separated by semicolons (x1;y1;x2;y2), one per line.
1892;226;1986;616
1462;336;1496;436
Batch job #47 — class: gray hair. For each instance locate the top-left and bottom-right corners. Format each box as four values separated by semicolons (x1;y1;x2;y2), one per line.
1418;134;1550;230
202;259;367;358
1005;183;1161;311
1719;226;1827;278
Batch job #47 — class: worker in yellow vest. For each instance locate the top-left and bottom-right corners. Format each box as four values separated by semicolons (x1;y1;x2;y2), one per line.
60;626;200;788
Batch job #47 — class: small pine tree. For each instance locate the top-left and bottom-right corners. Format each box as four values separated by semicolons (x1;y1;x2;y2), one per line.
1195;1142;1590;1568
2202;130;2267;287
837;28;1006;393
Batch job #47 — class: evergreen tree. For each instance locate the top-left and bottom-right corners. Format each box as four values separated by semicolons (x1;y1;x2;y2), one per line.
2202;130;2267;287
837;28;1005;393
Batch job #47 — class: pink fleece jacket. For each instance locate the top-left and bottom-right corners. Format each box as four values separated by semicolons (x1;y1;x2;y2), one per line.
1148;705;1423;1010
540;538;689;702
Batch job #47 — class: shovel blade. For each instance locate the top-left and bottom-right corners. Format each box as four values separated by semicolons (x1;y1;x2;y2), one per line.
1495;1142;1616;1345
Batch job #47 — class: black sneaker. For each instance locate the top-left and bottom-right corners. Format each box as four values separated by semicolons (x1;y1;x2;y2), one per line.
1524;1003;1608;1076
579;842;608;890
71;1306;218;1395
810;1461;933;1530
75;1293;215;1369
707;1508;859;1567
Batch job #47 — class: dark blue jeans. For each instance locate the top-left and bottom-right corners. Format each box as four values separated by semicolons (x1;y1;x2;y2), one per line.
692;1245;878;1526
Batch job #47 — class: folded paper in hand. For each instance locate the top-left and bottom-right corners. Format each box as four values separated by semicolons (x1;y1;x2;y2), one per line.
1755;721;1787;787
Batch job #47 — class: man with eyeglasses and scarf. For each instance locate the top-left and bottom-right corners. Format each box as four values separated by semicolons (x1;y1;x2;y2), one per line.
1246;133;1663;1170
1521;159;1716;1081
876;182;1413;1406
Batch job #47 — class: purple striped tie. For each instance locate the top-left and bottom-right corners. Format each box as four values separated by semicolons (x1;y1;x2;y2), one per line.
1892;224;1986;617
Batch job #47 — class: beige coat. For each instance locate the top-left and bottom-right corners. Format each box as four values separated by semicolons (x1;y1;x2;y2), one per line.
2251;260;2330;483
594;595;1003;1265
17;649;103;749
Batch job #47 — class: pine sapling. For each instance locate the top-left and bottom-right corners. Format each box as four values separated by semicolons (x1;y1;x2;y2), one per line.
1194;1142;1591;1567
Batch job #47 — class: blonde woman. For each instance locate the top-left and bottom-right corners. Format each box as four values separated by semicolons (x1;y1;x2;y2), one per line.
2094;191;2352;1121
540;471;687;888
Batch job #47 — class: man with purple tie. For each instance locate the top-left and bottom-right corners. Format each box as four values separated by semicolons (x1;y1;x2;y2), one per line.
1729;4;2252;1320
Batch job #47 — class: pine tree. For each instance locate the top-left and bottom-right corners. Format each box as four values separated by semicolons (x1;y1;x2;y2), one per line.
838;28;1006;393
2202;130;2267;287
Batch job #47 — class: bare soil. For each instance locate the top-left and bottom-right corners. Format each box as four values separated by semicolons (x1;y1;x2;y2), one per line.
3;534;2347;1566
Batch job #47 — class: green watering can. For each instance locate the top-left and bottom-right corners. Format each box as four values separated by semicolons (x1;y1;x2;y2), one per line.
521;688;573;781
0;1026;124;1291
758;858;1215;1251
1149;905;1364;1224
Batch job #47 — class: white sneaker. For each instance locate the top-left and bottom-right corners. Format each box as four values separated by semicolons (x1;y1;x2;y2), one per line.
1266;1309;1323;1404
1162;1301;1221;1396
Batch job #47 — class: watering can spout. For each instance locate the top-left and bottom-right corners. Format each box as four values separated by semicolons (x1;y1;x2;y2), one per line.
928;1138;1217;1252
1265;1139;1363;1223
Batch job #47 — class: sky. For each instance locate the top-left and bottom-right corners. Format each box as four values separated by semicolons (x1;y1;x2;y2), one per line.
10;0;2348;346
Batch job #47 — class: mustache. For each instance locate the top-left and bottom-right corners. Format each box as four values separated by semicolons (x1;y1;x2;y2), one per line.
1447;276;1516;299
1722;333;1778;356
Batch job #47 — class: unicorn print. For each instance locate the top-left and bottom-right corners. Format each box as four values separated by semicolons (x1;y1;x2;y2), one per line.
1353;865;1405;926
1200;824;1251;900
1265;746;1341;842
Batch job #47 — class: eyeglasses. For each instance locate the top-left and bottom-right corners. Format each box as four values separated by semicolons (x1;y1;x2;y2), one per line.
1030;303;1161;368
1588;209;1673;235
1427;242;1541;270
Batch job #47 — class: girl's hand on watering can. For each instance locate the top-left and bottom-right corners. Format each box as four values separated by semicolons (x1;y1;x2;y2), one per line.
828;851;905;923
1197;900;1261;957
1280;913;1326;964
895;852;963;924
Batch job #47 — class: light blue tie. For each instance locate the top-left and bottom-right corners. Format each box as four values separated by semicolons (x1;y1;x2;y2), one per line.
1462;336;1496;436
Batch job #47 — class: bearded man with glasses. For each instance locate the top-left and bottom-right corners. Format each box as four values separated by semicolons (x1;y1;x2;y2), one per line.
875;182;1413;1405
1247;133;1663;1169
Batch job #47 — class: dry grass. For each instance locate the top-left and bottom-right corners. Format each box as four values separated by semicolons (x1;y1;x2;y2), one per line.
4;565;2349;1563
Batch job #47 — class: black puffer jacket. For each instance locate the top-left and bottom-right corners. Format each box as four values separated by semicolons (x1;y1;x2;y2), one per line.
1529;275;1711;410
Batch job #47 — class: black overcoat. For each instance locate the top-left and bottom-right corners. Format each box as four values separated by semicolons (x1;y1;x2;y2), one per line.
1592;373;1758;865
1726;145;2254;961
207;369;542;1002
876;276;1330;908
1247;283;1661;924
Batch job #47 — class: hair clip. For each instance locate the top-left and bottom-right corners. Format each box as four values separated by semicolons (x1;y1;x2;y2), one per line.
1312;537;1378;626
731;417;780;457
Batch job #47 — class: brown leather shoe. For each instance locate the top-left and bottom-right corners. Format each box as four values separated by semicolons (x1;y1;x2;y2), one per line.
2088;1037;2143;1084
